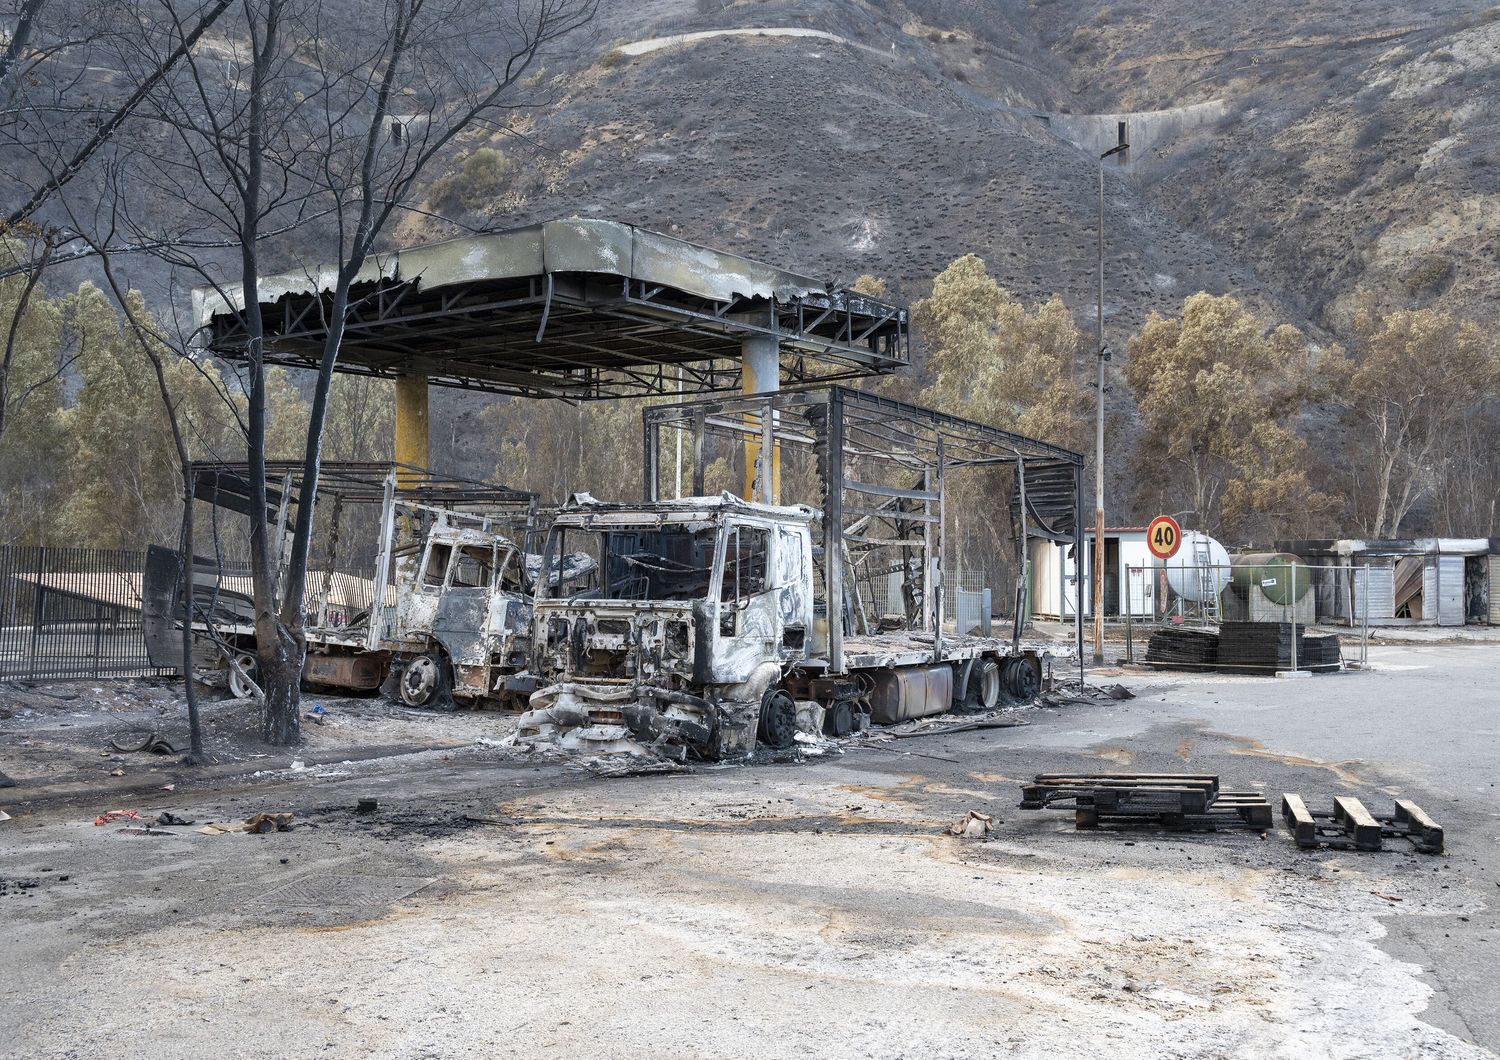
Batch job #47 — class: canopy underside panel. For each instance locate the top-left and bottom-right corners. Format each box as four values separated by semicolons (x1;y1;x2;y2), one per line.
198;220;910;399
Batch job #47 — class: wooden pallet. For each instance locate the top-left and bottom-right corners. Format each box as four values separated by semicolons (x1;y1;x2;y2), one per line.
1022;773;1220;811
1020;773;1270;833
1075;791;1272;832
1281;794;1443;854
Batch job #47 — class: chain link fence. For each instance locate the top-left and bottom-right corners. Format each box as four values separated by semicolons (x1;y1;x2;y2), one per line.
1122;561;1371;671
951;566;992;636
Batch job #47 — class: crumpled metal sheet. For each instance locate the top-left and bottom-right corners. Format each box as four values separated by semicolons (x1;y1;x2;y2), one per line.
193;219;828;330
557;490;818;526
523;550;598;589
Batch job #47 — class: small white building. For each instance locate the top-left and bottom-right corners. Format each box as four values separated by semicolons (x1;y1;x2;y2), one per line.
1028;527;1158;620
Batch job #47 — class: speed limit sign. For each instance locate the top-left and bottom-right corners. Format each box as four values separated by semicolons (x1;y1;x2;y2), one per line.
1146;515;1182;560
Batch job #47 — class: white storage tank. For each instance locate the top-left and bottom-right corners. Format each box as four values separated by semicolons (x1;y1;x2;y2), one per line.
1163;531;1231;604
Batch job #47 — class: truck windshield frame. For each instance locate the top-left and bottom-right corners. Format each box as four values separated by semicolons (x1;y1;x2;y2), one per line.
540;521;719;602
420;540;519;592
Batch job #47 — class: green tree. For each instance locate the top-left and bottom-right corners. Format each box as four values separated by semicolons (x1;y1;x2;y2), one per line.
913;254;1090;452
322;375;394;462
0;246;69;544
432;147;513;212
1124;292;1331;542
912;255;1094;584
55;282;179;546
50;286;311;548
482;397;641;503
1325;303;1499;536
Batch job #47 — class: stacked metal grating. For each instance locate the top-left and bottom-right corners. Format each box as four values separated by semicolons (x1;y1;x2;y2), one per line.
1143;626;1219;670
1217;621;1343;674
1299;633;1344;673
1216;621;1296;673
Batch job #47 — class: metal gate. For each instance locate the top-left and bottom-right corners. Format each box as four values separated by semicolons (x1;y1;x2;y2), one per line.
0;545;178;681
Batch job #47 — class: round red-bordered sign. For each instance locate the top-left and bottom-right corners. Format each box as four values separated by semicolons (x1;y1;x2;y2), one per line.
1146;515;1182;560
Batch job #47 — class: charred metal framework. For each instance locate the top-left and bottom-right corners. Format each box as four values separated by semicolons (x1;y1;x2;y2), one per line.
191;461;536;521
194;219;910;399
182;461;539;636
642;386;1087;672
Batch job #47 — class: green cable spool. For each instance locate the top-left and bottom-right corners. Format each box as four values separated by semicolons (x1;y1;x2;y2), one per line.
1230;552;1311;605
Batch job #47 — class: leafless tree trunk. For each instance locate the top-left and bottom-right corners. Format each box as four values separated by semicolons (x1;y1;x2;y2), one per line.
91;247;205;759
0;0;49;96
121;0;594;744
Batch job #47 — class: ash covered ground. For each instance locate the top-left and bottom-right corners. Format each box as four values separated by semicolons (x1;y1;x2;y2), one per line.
2;642;1498;1058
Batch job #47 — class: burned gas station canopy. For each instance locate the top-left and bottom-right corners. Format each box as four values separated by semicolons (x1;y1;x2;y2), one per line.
193;219;910;399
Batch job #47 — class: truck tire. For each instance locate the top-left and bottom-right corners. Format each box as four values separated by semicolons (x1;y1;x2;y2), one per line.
399;652;453;709
758;689;797;750
1002;656;1040;700
227;653;260;700
963;658;1002;711
823;699;856;737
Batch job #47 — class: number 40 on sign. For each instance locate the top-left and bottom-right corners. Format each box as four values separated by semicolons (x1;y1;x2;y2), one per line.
1147;515;1182;560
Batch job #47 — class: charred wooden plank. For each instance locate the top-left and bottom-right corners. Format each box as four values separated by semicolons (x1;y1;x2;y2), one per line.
1214;792;1273;828
1034;773;1219;788
1391;799;1444;854
1281;793;1318;848
1333;796;1384;851
1090;786;1213;814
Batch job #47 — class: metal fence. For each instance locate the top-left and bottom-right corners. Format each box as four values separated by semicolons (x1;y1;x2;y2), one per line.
0;545;178;681
952;566;992;636
1122;562;1371;671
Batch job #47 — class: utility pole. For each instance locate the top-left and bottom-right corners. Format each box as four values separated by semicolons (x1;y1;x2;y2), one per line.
1094;140;1129;667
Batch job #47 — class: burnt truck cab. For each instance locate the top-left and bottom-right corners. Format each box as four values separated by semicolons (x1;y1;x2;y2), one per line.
386;516;536;707
521;493;817;757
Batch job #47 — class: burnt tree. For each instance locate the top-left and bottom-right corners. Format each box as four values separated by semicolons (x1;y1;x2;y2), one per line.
113;0;595;744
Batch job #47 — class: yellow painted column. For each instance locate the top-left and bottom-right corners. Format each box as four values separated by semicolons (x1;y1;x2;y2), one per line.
740;332;780;504
394;373;430;487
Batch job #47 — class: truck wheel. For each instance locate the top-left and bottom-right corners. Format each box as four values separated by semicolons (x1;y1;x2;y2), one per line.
227;653;260;699
964;659;1001;711
823;699;856;737
758;689;797;750
399;653;452;709
1003;657;1040;700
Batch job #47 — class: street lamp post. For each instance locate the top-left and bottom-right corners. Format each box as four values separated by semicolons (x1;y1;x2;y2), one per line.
1093;141;1128;667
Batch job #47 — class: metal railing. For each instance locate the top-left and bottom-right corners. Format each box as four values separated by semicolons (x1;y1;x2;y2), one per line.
0;545;178;681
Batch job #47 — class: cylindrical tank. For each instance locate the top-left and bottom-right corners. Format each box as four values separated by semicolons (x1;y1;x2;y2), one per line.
1163;531;1230;603
1231;552;1311;605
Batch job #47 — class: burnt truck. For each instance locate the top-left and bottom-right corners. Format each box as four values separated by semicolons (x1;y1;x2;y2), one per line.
145;461;574;709
515;387;1087;759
